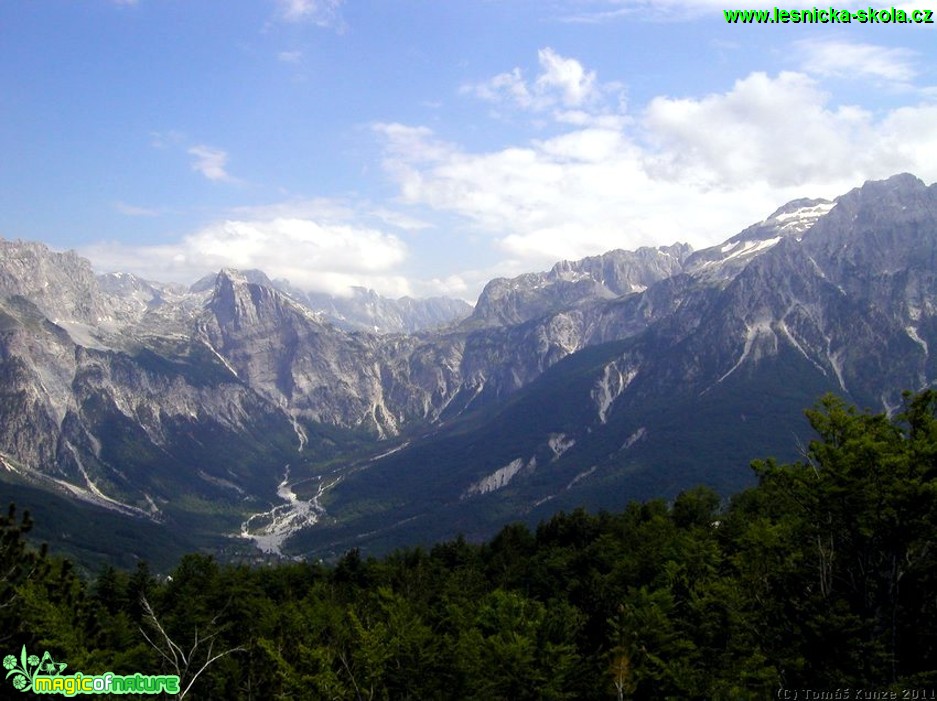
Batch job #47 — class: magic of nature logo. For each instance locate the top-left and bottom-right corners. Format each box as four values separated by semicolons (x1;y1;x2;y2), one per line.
4;645;180;696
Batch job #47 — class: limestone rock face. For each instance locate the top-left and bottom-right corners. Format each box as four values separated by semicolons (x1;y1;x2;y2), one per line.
469;243;692;328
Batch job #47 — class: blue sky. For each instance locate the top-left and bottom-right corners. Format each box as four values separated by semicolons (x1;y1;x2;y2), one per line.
2;0;936;301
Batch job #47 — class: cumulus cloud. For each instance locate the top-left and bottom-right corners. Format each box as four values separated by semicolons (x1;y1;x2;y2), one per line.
84;204;412;297
464;68;534;109
375;120;773;267
150;133;241;184
461;48;615;117
188;145;237;183
535;48;599;107
643;71;875;187
185;218;405;274
378;58;937;272
643;71;937;188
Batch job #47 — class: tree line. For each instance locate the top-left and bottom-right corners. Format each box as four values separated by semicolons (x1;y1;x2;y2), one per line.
1;391;936;699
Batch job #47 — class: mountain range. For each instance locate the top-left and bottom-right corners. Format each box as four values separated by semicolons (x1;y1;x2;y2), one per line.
2;173;935;568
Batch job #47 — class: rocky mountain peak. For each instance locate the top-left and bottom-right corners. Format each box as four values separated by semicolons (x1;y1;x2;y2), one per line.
830;173;932;228
287;285;472;334
857;172;926;197
207;268;313;332
684;198;835;281
468;244;692;328
189;268;275;294
188;270;471;334
0;237;112;324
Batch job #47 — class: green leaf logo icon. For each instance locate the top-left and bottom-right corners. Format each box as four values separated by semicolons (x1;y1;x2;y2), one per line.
3;645;58;693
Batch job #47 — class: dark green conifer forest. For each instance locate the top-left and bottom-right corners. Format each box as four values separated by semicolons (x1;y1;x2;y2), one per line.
2;391;936;699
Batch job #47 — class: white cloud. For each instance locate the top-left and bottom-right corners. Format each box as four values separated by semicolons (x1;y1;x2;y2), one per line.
188;145;237;183
643;71;937;188
85;202;413;297
462;67;534;109
643;71;874;188
796;40;918;83
275;0;344;27
378;60;937;273
376;120;766;267
184;218;406;275
535;48;599;107
232;197;432;234
461;48;615;117
151;134;242;184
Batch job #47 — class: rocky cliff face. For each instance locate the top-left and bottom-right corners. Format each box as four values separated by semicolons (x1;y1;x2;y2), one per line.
295;287;472;334
0;240;113;325
294;174;937;556
650;174;937;407
1;173;936;560
469;243;692;328
191;270;473;334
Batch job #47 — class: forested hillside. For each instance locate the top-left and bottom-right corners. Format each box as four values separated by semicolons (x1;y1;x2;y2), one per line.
2;391;936;699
